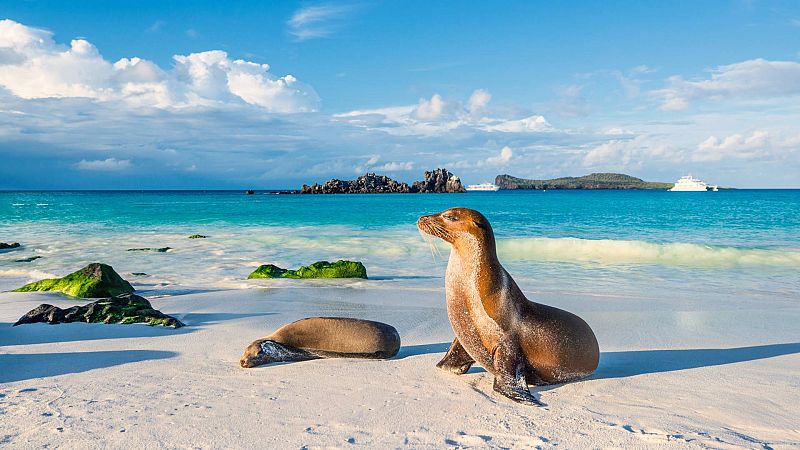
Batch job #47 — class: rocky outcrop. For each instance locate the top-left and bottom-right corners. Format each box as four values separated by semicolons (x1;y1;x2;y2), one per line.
13;263;135;298
13;293;184;328
0;242;21;250
412;168;466;193
188;234;208;239
127;247;172;252
495;173;673;190
248;260;368;279
300;168;465;194
301;173;411;194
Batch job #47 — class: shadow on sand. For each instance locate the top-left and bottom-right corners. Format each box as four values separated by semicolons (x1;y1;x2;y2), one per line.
394;341;800;379
0;350;177;383
593;342;800;379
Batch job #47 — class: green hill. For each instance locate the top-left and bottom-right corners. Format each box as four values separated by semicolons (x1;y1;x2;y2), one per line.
495;173;673;190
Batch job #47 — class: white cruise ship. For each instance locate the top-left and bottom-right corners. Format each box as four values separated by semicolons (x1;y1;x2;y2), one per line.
466;182;500;192
669;175;710;192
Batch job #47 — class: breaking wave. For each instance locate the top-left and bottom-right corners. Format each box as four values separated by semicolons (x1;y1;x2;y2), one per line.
496;237;800;268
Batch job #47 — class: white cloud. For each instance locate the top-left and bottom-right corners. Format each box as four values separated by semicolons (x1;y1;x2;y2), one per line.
693;130;800;162
414;94;445;120
288;5;354;41
485;146;513;166
376;161;415;171
75;158;132;171
468;89;491;114
0;19;319;112
480;115;551;133
653;58;800;110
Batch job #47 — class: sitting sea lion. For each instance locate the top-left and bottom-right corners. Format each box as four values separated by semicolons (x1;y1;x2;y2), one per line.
418;208;599;406
240;317;401;368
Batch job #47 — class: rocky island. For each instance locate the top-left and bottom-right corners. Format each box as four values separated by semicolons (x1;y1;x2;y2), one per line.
301;168;465;194
495;173;673;190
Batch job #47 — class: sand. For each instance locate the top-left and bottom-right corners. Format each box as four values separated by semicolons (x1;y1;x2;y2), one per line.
1;283;799;449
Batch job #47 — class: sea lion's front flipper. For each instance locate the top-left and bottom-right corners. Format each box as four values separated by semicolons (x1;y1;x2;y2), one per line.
492;336;544;407
436;338;475;374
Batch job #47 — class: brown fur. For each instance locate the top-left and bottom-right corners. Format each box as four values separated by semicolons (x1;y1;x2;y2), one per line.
418;208;599;406
240;317;401;368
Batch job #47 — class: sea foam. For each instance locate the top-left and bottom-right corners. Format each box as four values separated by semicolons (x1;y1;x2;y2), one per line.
496;237;800;267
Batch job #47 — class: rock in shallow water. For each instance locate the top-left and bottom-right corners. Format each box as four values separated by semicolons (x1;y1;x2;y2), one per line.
248;260;368;279
0;242;21;250
127;247;172;252
13;293;184;328
13;263;134;298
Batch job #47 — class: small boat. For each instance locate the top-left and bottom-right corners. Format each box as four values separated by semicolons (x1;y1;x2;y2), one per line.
466;182;500;192
669;175;711;192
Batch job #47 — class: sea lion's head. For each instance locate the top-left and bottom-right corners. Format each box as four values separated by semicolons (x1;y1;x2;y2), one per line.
417;208;494;247
239;339;276;368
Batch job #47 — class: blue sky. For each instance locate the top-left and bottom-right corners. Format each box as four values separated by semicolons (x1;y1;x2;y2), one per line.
1;0;800;188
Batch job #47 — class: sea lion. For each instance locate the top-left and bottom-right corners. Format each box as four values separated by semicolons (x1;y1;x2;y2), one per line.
418;208;599;406
240;317;401;368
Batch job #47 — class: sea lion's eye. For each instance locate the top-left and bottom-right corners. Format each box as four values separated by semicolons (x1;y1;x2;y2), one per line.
442;214;457;221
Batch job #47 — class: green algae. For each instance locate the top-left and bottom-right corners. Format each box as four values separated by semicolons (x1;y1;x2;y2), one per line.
13;263;134;298
248;260;368;280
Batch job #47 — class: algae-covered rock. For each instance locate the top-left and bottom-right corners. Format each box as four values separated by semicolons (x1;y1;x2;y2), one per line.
188;234;208;239
127;247;172;252
13;263;134;298
0;242;21;250
13;293;184;328
248;260;368;280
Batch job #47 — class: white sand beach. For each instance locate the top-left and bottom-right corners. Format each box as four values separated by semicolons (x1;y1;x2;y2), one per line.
2;282;798;449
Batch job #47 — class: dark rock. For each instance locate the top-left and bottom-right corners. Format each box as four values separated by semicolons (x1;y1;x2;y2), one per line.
411;168;466;193
15;256;41;263
13;263;135;298
188;234;208;239
245;190;255;195
249;260;368;279
300;168;465;194
131;272;148;276
127;247;172;252
13;293;184;328
0;242;21;250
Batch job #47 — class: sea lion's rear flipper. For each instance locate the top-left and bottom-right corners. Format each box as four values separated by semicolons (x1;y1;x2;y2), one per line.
436;338;475;375
492;336;544;407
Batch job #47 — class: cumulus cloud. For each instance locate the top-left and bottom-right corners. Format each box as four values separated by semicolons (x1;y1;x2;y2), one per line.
75;158;132;171
653;58;800;110
288;5;354;41
485;146;513;166
693;130;800;162
0;19;319;112
335;91;552;137
414;94;445;120
468;89;491;114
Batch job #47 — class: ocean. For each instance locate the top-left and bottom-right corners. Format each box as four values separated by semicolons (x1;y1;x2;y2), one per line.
1;190;798;308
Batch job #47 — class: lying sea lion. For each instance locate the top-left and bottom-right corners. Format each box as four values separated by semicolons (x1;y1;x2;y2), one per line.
240;317;401;368
418;207;599;406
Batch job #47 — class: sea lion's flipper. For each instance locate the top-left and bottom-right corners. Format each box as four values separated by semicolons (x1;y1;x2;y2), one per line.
492;337;544;407
436;338;475;374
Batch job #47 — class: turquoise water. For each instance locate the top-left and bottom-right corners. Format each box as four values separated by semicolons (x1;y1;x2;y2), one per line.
1;190;798;302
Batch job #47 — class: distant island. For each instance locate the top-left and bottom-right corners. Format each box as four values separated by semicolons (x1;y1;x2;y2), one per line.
301;168;466;194
495;173;673;190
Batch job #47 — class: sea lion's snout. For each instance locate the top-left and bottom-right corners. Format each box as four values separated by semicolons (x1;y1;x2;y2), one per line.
240;340;271;368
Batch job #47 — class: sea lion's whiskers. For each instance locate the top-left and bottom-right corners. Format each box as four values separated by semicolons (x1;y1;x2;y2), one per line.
419;227;443;261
